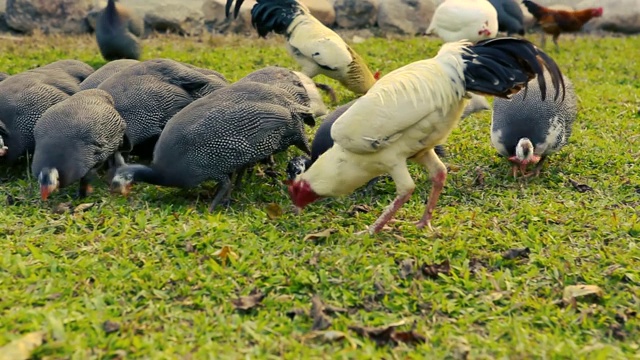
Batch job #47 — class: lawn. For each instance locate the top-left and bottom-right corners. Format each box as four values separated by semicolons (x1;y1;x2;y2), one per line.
0;31;639;359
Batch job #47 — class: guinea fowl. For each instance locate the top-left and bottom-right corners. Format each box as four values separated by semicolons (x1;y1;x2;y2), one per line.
487;0;525;36
491;70;577;178
289;37;565;235
0;72;9;82
285;94;490;182
80;59;140;90
225;0;379;96
426;0;499;43
96;0;144;61
97;58;229;159
0;61;92;163
110;81;315;210
32;89;130;200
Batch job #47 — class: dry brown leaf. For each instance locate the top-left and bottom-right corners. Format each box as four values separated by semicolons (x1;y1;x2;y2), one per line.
184;242;195;253
52;202;73;214
213;246;238;261
102;320;121;334
398;259;415;279
502;247;531;260
265;203;283;220
569;179;593;193
303;228;336;242
310;295;332;331
562;285;604;308
232;289;265;311
348;204;372;215
421;260;451;279
348;320;418;347
0;331;46;360
473;166;485;187
73;202;95;213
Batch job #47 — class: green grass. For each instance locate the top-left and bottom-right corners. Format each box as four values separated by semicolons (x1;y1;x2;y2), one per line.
1;32;639;359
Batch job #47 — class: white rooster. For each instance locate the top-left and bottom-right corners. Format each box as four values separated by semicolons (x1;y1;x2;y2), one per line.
288;37;565;235
225;0;379;95
426;0;499;43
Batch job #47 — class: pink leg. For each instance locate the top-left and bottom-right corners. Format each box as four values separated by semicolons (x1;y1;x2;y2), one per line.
416;170;446;231
368;189;414;234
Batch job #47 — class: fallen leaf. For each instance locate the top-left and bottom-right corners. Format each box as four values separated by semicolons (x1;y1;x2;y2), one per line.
73;202;94;213
303;330;349;344
102;320;121;334
473;166;485;187
303;228;336;242
398;259;415;279
184;241;195;253
323;303;348;315
348;204;371;215
421;259;451;279
232;289;264;311
446;164;461;173
285;308;307;320
562;285;604;308
502;247;531;260
213;246;238;261
348;320;420;347
569;179;593;193
391;330;427;346
309;252;319;266
310;295;332;331
603;264;623;276
52;202;73;214
265;203;283;220
0;331;46;360
608;323;626;340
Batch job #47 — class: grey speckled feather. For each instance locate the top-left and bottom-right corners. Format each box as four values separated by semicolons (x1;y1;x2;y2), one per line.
0;72;8;82
97;58;229;157
0;61;90;163
80;59;140;90
29;60;95;84
31;89;128;188
491;71;577;157
117;81;313;190
96;0;144;61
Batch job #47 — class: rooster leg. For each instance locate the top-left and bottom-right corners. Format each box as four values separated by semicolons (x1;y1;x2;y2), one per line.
414;148;447;231
366;164;415;235
552;34;560;50
540;32;546;48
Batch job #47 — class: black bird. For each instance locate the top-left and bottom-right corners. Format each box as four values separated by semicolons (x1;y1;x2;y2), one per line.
32;89;131;200
80;59;140;90
487;0;526;36
96;0;144;61
110;81;315;210
97;58;229;160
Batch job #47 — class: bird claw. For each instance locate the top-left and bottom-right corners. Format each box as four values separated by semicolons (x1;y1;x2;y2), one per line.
415;220;434;232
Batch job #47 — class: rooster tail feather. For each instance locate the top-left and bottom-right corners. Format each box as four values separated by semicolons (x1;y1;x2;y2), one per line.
250;0;304;37
521;0;547;20
461;37;565;102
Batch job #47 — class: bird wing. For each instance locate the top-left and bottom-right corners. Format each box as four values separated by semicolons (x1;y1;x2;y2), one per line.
288;24;353;71
330;60;461;155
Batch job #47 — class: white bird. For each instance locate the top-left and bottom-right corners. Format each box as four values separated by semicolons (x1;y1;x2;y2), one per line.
288;37;566;235
426;0;499;43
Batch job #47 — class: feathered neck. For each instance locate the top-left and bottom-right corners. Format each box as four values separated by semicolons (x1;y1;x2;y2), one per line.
125;164;174;186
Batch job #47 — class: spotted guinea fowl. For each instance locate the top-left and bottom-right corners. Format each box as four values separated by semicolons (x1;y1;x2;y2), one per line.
491;70;577;178
80;59;140;90
32;89;130;200
487;0;525;36
110;81;315;210
97;58;229;159
286;93;490;181
0;61;93;163
96;0;144;61
0;72;9;82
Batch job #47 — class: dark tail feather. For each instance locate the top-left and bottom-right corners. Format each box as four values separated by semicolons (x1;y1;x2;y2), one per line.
225;0;245;19
521;0;546;20
434;145;447;158
462;37;565;102
314;82;337;103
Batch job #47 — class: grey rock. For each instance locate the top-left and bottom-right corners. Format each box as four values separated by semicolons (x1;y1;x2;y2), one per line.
377;0;435;35
5;0;94;34
334;0;378;29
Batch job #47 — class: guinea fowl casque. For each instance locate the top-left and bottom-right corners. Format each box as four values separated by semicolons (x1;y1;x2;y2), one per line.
110;81;316;210
32;89;130;200
289;37;566;235
80;59;140;90
491;70;577;178
96;0;144;61
97;58;228;160
0;60;94;163
487;0;525;36
426;0;499;43
224;0;379;96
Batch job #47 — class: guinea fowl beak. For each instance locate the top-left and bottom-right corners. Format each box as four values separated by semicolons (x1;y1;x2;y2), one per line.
40;185;50;201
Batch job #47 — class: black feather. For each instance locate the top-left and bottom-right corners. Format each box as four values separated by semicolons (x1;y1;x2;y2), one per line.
252;0;303;37
462;37;566;102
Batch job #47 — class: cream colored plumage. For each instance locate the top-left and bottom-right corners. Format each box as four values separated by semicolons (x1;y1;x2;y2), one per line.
289;37;566;235
426;0;499;43
226;0;377;95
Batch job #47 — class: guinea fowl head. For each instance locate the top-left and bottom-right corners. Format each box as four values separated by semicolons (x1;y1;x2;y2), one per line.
38;168;59;200
110;167;135;196
0;137;7;157
509;138;541;166
285;156;311;184
288;177;321;211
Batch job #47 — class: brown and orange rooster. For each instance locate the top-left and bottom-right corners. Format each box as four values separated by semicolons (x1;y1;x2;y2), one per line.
522;0;603;49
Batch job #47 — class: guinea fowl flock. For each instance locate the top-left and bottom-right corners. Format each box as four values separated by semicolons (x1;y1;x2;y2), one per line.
1;0;591;235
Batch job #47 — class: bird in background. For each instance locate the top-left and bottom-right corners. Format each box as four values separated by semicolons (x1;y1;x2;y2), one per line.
426;0;499;43
224;0;380;96
486;0;525;36
96;0;144;61
522;0;603;49
491;69;577;178
288;37;565;235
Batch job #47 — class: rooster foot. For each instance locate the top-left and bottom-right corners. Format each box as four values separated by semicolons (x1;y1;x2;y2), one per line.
415;219;434;232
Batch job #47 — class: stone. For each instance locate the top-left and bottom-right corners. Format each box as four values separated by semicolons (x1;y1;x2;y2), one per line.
377;0;436;35
144;3;204;35
334;0;378;29
299;0;335;26
202;0;256;34
5;0;94;34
